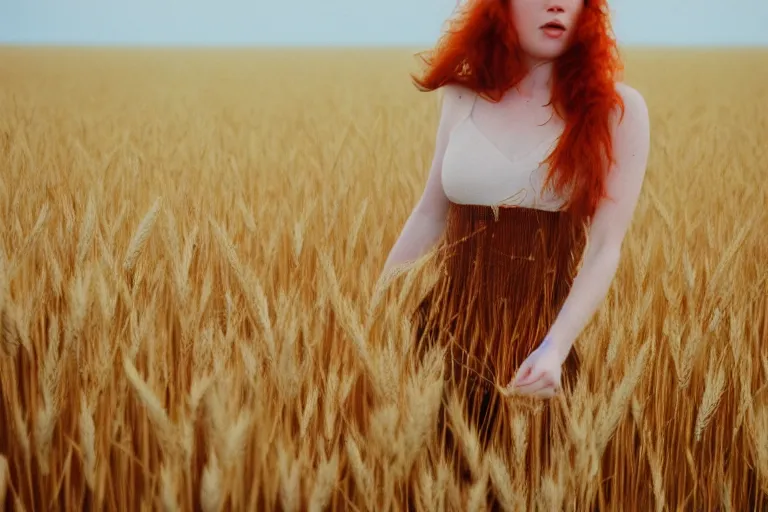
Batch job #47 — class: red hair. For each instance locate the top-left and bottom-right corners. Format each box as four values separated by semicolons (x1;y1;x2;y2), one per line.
411;0;625;221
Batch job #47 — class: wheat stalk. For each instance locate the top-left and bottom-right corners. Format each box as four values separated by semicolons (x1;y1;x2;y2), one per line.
308;450;339;512
79;393;96;491
122;357;180;458
123;196;162;275
160;463;180;512
0;455;8;507
200;449;223;512
694;352;727;442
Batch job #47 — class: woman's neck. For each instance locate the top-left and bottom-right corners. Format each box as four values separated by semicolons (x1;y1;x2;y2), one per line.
514;56;555;100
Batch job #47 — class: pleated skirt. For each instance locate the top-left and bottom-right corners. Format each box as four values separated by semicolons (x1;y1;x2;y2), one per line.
411;201;589;474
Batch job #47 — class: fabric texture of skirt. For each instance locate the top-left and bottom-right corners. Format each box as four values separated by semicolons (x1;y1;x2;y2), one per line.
411;201;589;476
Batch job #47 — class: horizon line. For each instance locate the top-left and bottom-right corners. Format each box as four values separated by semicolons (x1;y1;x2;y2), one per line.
1;42;767;51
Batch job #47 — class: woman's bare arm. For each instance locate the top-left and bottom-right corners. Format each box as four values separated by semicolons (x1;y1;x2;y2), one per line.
381;85;468;277
547;82;652;360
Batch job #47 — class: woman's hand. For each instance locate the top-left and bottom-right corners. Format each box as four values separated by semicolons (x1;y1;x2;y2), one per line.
503;337;566;399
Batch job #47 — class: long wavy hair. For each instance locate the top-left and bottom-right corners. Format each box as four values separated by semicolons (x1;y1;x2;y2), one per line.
411;0;625;221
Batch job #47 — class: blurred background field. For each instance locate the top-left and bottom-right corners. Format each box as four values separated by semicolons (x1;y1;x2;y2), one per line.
0;47;767;510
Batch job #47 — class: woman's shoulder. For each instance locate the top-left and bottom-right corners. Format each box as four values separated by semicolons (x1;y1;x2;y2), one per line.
613;82;649;120
436;83;476;123
439;83;476;106
441;83;475;100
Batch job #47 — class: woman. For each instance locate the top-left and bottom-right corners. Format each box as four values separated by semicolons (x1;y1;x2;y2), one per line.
381;0;650;474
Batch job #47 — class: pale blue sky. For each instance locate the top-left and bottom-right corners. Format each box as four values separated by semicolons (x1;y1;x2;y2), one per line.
1;0;766;47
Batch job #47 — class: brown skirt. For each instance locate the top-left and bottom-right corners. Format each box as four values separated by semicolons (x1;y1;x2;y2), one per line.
411;202;589;474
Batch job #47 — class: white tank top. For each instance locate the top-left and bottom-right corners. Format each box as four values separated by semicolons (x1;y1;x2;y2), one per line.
441;89;568;211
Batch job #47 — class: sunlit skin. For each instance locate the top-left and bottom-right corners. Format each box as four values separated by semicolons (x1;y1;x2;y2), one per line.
404;0;651;399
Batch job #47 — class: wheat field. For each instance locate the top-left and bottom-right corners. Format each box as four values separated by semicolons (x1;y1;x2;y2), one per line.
0;46;766;511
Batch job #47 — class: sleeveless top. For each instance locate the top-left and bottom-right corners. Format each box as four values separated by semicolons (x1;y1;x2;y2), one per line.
440;88;568;212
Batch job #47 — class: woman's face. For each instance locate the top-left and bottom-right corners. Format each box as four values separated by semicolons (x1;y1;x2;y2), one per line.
510;0;584;63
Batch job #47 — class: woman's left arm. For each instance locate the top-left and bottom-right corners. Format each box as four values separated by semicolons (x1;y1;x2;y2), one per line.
548;83;652;363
